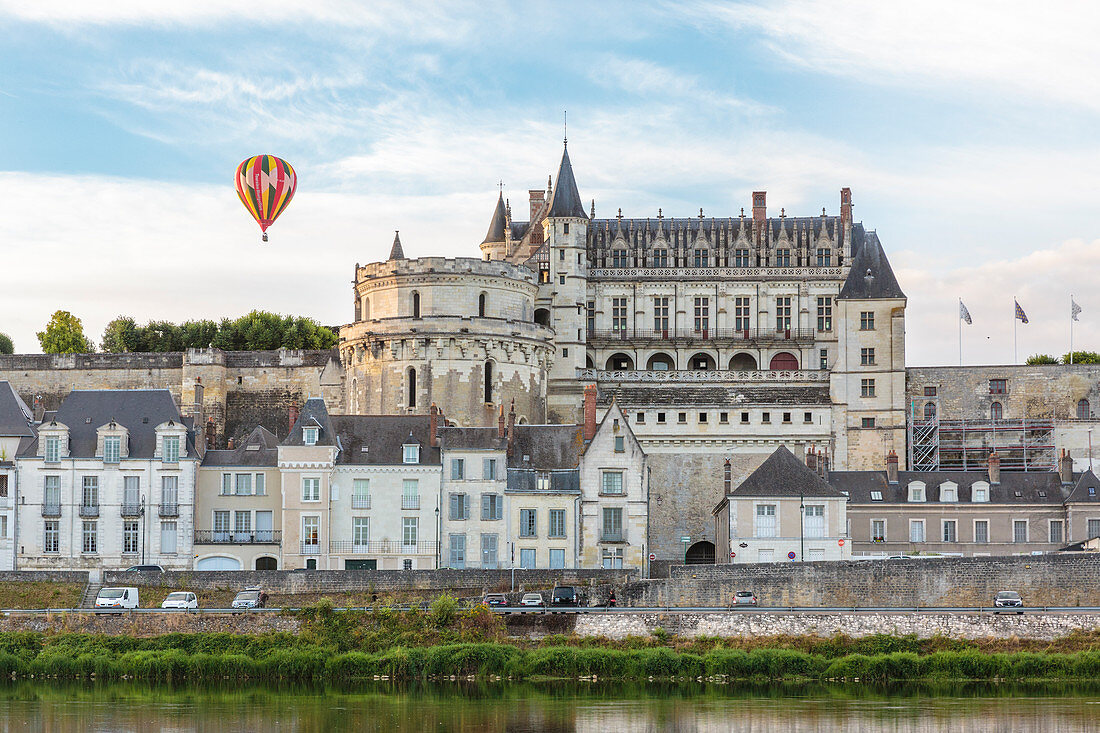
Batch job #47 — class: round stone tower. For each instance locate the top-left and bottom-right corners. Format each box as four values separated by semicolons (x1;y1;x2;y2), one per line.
340;235;554;426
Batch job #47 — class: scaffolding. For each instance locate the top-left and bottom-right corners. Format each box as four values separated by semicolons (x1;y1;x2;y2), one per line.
907;398;1056;472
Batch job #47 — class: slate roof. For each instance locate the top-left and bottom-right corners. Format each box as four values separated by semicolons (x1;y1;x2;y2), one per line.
438;426;505;451
388;231;405;260
508;424;584;470
547;145;588;219
482;193;508;244
585;217;867;254
597;385;831;407
0;381;34;438
330;415;441;466
831;470;1070;504
283;398;336;447
1065;470;1100;503
838;230;905;300
201;426;279;467
29;389;187;459
729;446;847;498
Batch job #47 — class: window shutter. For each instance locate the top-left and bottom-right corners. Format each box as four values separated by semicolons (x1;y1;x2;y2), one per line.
463;494;470;519
481;495;490;520
483;458;491;479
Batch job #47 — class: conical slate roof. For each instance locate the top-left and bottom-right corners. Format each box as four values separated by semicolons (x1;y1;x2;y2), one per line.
482;192;508;244
388;231;405;260
728;445;847;498
547;145;588;219
838;230;905;299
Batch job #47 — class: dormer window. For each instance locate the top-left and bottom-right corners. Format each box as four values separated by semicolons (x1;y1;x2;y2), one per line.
162;436;180;464
403;444;420;464
972;482;989;502
1090;487;1096;497
44;436;60;463
907;482;926;502
103;436;121;464
870;491;883;501
303;427;318;446
940;483;957;502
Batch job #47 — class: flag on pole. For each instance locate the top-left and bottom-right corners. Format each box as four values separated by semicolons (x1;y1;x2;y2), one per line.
960;300;972;325
1072;299;1082;321
1014;300;1029;324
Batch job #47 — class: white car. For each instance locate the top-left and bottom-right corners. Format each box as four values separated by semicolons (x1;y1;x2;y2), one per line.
519;592;544;607
161;592;198;609
95;587;139;609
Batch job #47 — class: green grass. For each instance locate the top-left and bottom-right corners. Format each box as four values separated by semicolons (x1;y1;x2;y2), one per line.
0;582;84;609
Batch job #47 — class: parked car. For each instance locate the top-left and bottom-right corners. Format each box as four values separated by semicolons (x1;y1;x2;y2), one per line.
733;590;758;607
125;565;164;573
994;590;1024;614
231;588;268;609
550;586;578;607
482;593;508;607
519;592;544;607
161;592;198;609
95;587;139;609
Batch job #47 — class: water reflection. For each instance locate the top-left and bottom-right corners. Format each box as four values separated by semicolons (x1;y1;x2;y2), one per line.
0;682;1096;732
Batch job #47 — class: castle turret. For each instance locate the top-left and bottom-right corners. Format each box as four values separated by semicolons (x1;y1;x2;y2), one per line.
480;192;509;261
544;142;589;421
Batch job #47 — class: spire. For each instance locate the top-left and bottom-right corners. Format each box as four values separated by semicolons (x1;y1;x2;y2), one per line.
481;191;508;244
547;144;588;219
388;230;405;260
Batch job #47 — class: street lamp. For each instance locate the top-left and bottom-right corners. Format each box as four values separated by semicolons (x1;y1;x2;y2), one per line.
799;492;805;562
140;494;147;565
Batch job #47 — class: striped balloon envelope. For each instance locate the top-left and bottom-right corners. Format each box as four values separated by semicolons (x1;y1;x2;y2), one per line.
235;155;297;242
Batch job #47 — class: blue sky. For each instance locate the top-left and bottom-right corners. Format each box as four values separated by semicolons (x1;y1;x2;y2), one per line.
2;0;1099;364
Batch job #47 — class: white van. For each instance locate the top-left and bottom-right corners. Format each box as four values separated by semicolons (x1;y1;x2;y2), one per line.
95;587;139;609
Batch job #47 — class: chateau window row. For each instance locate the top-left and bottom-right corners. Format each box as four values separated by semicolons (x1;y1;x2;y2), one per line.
591;247;837;269
37;475;180;514
601;351;801;371
586;296;836;335
447;534;569;569
42;519;178;555
634;410;816;426
918;398;1090;422
41;434;182;464
870;518;1065;545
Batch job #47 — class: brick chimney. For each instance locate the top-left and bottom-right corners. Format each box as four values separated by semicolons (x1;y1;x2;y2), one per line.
205;417;216;450
529;189;545;221
840;187;852;231
723;459;732;494
988;451;1001;485
497;404;506;439
429;403;439;447
288;403;300;434
583;384;598;441
806;446;817;472
751;191;766;244
506;399;516;457
1060;449;1074;485
227;437;235;450
886;450;899;484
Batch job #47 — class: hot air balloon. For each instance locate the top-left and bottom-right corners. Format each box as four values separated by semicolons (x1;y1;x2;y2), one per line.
235;155;297;242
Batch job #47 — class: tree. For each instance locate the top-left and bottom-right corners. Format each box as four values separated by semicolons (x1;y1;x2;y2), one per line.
1026;354;1059;365
37;311;93;354
0;332;12;355
101;316;141;353
1063;351;1100;364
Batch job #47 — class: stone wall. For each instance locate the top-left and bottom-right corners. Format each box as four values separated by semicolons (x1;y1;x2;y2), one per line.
907;364;1100;421
625;554;1100;607
0;571;89;583
102;568;638;594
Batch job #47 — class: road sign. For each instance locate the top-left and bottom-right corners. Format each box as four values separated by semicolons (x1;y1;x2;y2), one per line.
680;536;691;543
838;539;846;547
730;551;735;558
648;553;656;561
788;551;797;560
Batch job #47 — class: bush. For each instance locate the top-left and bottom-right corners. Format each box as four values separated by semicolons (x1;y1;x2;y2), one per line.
429;595;459;628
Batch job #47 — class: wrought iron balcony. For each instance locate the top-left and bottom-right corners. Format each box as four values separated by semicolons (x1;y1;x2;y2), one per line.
79;504;100;518
587;326;815;344
42;503;61;517
351;496;372;509
328;540;438;555
158;503;179;517
300;541;321;555
120;503;143;517
401;496;420;510
195;530;281;545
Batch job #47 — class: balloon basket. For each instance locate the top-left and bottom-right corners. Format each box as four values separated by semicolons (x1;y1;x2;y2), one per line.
262;233;268;242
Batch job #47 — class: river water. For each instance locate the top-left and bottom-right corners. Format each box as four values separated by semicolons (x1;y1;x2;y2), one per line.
0;682;1097;731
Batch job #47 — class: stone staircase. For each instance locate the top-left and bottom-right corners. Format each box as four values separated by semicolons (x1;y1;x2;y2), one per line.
79;582;102;609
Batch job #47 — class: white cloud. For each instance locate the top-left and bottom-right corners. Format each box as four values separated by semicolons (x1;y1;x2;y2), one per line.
692;0;1100;113
587;55;772;115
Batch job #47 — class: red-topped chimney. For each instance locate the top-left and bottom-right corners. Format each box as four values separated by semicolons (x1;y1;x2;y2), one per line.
288;403;299;434
507;399;516;457
886;450;899;484
429;403;439;447
583;384;598;441
806;446;817;472
988;452;1001;485
1060;449;1074;485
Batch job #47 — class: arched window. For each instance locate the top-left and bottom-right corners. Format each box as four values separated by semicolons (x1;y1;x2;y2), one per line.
729;353;758;370
646;353;674;371
354;294;361;322
1078;398;1091;419
412;292;421;319
990;401;1002;420
483;361;493;403
689;353;716;371
362;297;370;321
606;353;634;370
534;308;550;326
478;293;487;317
924;402;936;421
769;352;799;370
407;368;417;408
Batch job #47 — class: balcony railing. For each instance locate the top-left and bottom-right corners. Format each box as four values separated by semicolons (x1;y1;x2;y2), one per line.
121;503;143;517
587;326;815;343
401;496;420;510
42;503;61;517
300;541;321;555
329;540;439;555
0;497;12;510
79;504;100;518
577;368;828;383
158;503;179;517
351;496;372;509
195;530;281;545
601;531;625;543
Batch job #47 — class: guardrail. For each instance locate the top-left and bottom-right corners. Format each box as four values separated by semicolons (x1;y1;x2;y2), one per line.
7;605;1100;615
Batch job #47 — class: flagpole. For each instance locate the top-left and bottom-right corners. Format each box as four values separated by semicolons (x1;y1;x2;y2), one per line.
1070;294;1074;365
1014;296;1018;364
959;298;963;366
